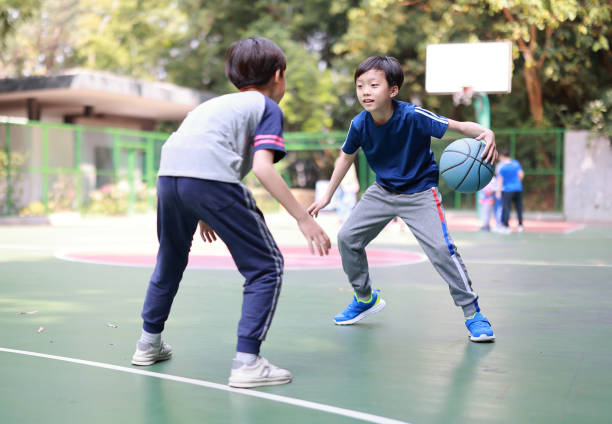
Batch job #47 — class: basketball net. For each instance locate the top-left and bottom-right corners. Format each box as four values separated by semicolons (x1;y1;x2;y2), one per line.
452;86;474;106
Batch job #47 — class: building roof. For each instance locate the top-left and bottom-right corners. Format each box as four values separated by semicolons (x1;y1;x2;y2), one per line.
0;69;215;121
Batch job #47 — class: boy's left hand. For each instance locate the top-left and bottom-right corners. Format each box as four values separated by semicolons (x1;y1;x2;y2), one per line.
199;220;217;243
475;129;498;164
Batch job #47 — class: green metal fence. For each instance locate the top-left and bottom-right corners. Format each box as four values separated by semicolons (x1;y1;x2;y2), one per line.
0;120;564;216
0;120;167;216
284;127;565;212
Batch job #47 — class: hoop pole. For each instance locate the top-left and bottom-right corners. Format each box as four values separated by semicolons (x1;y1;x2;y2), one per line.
473;92;491;219
473;93;490;129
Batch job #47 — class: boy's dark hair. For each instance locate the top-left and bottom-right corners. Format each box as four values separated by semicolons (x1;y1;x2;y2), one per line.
225;37;286;89
499;148;510;157
354;56;404;89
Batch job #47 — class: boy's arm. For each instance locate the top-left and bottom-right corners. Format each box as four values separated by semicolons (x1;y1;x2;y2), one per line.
447;119;497;164
252;149;331;256
307;150;357;217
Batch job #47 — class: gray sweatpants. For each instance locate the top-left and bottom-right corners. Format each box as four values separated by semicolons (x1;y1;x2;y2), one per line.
337;183;479;316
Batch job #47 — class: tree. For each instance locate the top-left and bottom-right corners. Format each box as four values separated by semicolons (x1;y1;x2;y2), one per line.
161;0;345;132
451;0;611;126
0;0;40;43
1;0;610;132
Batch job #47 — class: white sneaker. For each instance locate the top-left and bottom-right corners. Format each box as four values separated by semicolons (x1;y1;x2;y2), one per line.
131;341;173;366
518;225;525;233
228;356;292;388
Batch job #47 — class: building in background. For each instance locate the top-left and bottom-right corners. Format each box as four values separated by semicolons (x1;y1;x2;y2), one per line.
0;70;214;215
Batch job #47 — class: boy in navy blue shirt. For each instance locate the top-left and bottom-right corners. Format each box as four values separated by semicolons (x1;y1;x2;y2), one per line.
132;37;331;388
309;56;497;342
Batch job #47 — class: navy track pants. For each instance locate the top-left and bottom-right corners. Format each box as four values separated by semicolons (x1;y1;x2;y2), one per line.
140;176;284;354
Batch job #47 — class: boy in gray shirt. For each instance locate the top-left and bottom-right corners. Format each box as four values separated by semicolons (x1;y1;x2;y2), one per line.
132;37;331;388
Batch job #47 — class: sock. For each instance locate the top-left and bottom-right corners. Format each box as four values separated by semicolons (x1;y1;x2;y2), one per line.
235;352;257;365
355;292;373;303
463;299;480;317
465;313;476;320
138;329;161;350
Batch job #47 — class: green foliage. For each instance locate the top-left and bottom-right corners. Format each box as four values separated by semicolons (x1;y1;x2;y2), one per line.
0;0;40;45
558;89;612;140
1;0;611;133
19;201;45;216
83;180;153;215
48;174;76;211
0;150;27;214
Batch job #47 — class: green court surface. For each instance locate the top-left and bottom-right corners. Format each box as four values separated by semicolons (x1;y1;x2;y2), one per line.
1;212;611;424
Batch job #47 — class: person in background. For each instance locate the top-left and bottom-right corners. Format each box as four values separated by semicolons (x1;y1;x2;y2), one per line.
334;158;360;223
478;177;496;231
496;148;525;233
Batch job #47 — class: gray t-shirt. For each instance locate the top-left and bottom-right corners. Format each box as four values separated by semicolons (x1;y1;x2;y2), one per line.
158;91;286;183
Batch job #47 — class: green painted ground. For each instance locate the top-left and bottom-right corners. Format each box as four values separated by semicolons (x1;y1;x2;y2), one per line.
1;214;611;424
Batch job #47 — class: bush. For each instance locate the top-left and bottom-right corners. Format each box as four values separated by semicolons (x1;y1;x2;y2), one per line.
83;180;155;215
0;151;27;215
19;201;45;217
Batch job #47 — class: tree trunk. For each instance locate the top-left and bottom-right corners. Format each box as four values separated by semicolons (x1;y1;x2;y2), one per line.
523;64;544;126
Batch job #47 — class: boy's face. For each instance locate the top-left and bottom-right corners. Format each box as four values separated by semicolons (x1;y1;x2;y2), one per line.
355;69;398;113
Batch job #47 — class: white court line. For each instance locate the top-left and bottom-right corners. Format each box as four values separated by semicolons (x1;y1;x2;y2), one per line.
53;249;429;270
0;347;410;424
0;245;54;251
470;259;612;268
564;224;587;234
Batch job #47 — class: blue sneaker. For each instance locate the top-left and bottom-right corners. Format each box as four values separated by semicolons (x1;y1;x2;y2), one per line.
465;312;495;342
333;289;386;325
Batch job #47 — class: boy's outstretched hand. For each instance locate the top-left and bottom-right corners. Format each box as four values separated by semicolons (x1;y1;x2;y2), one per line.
199;220;217;243
297;215;331;256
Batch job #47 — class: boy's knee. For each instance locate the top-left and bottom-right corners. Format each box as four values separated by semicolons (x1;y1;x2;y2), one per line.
337;227;354;248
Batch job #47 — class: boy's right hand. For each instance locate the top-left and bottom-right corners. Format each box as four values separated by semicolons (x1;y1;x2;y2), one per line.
199;220;217;243
297;215;331;256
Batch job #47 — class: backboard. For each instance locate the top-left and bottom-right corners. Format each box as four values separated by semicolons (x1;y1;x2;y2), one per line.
425;41;513;94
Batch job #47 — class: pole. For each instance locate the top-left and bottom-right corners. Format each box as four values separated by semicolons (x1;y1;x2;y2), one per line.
473;92;491;219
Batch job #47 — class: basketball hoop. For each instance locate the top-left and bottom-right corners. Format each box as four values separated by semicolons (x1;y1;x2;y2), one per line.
452;86;474;106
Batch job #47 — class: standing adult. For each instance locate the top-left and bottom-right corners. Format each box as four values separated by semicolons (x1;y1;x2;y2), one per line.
496;148;524;233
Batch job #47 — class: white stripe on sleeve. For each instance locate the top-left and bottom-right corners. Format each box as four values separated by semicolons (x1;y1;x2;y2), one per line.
415;107;448;124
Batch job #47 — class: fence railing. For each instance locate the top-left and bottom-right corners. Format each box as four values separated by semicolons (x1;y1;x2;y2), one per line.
0;120;564;216
284;127;565;212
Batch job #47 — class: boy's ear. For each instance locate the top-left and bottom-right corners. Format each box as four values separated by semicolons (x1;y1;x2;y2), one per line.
274;69;284;82
390;85;399;98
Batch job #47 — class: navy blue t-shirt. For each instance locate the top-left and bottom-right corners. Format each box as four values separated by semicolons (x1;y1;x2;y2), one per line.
342;100;449;193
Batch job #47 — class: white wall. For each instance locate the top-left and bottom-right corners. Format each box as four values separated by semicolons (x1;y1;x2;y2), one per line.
564;130;612;221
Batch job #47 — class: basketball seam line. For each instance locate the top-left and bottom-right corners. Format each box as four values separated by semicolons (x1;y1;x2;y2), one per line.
476;142;483;188
442;150;493;170
454;139;476;190
440;156;469;191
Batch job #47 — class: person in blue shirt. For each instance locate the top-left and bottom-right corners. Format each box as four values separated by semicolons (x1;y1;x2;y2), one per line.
131;37;331;388
496;148;525;233
308;56;498;342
